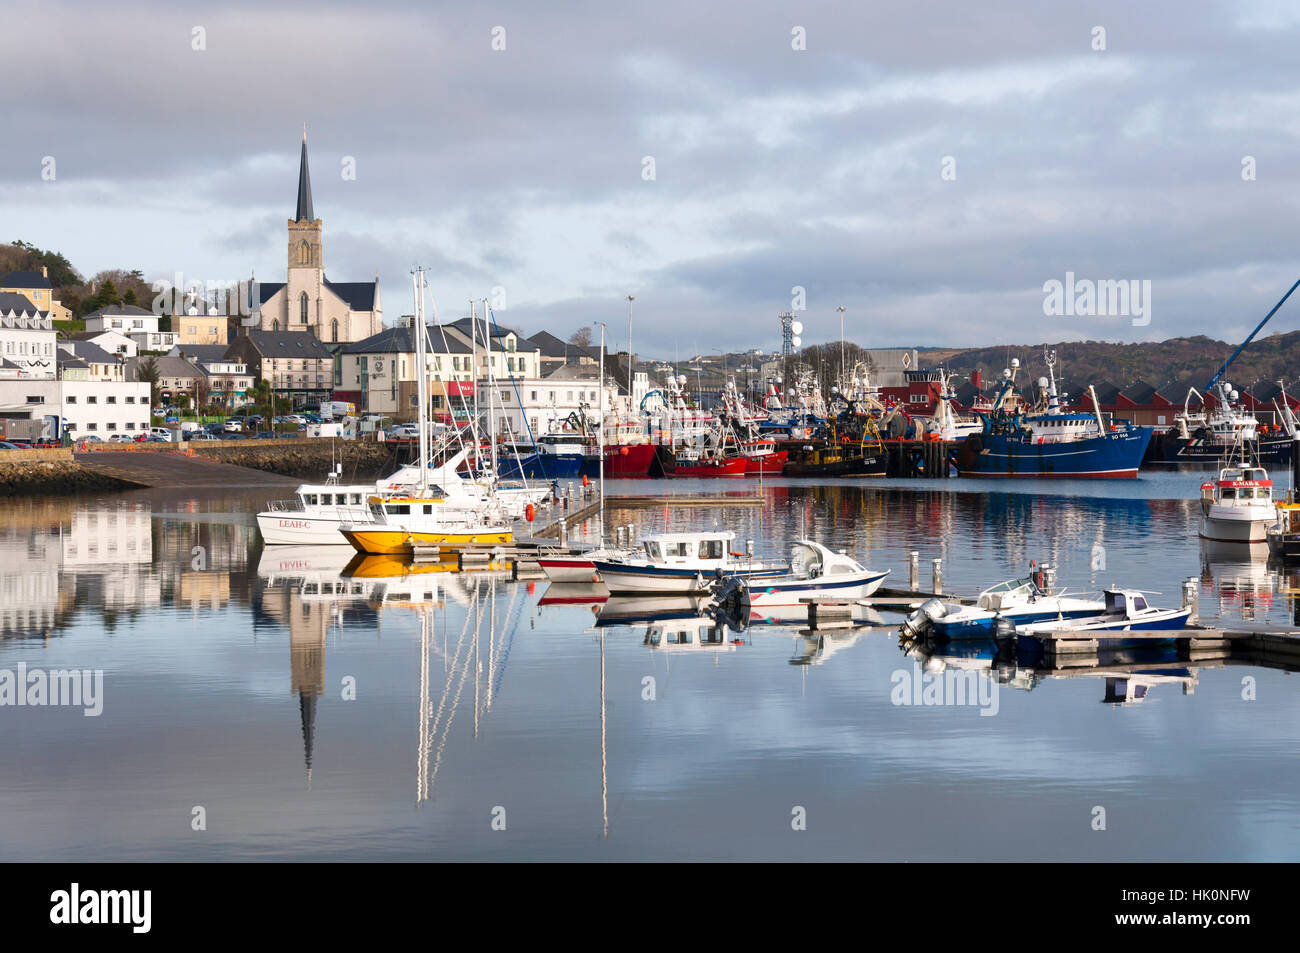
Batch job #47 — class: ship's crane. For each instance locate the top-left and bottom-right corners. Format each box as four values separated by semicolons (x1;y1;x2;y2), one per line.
1205;276;1300;392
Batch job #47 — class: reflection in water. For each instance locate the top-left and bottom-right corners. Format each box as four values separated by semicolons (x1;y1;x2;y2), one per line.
4;473;1300;861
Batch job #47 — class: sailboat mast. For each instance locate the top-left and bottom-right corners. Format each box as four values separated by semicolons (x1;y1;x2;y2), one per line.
598;322;606;537
486;298;499;475
469;300;481;473
413;268;429;495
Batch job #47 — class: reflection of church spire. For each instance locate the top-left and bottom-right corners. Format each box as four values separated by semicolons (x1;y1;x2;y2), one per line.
299;692;317;786
295;129;314;222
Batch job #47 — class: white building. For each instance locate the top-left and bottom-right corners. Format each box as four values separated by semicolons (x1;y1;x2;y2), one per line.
0;379;151;440
69;329;137;358
128;329;181;353
0;291;57;379
84;304;162;335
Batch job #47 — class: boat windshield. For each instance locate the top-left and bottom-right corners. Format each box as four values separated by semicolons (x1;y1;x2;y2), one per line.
1104;590;1127;614
644;541;662;559
699;539;725;560
985;576;1035;595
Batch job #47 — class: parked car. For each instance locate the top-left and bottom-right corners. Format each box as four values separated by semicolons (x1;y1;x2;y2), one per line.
149;427;175;441
189;432;220;442
145;435;172;443
224;419;243;433
109;434;134;443
204;423;225;435
389;424;419;439
0;441;24;450
79;435;103;443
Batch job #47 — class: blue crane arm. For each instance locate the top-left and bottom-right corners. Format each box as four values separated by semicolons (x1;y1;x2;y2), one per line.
1205;276;1300;391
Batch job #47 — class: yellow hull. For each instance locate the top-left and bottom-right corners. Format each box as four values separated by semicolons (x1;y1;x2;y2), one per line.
341;527;513;555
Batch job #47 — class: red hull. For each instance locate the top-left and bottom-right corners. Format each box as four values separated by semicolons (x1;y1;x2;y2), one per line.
745;450;788;474
671;456;749;478
603;442;657;477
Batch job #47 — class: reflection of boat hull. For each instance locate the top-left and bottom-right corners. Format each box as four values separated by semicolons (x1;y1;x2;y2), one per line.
340;527;512;555
596;595;708;625
1163;435;1294;464
538;582;608;606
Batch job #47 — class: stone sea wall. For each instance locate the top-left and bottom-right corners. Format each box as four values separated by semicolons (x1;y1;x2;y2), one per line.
0;449;136;495
188;438;402;480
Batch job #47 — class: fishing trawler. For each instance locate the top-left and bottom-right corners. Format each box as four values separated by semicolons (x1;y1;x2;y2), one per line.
955;353;1152;478
1267;494;1300;559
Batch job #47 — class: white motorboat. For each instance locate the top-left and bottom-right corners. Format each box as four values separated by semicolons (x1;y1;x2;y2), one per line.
915;574;1105;640
740;540;889;608
592;531;788;594
1017;588;1192;635
1198;460;1275;544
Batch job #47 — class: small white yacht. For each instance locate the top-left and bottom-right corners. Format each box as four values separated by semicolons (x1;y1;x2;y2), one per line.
592;531;788;594
1199;460;1275;544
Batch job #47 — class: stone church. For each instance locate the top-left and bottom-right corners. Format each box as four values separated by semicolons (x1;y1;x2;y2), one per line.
250;134;382;344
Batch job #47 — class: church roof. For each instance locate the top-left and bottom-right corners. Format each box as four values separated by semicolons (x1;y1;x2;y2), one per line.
296;134;314;222
257;281;285;304
324;279;377;311
1;270;51;290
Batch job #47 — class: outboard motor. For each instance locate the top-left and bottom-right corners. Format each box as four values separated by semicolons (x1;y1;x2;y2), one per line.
901;597;948;639
993;614;1016;641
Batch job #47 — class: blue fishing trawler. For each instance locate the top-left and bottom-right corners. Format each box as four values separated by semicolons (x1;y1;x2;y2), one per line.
955;352;1152;478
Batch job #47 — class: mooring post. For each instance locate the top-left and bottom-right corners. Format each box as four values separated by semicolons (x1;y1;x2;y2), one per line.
1042;565;1056;596
559;518;567;548
616;526;625;548
1182;576;1199;622
932;557;942;595
909;551;919;591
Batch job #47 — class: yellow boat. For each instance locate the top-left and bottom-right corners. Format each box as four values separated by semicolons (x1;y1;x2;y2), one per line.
338;493;511;554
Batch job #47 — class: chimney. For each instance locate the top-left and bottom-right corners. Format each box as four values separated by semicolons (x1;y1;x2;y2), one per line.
42;265;48;279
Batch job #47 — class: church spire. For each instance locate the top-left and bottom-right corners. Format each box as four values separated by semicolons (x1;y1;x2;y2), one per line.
295;129;314;222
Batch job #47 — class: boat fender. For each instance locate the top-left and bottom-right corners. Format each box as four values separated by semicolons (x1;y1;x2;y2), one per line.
525;503;535;522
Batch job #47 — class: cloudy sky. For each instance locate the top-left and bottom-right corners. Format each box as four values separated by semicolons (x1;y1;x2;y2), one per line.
5;0;1300;357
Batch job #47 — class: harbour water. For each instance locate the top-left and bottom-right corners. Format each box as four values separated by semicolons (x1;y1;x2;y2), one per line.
2;470;1299;861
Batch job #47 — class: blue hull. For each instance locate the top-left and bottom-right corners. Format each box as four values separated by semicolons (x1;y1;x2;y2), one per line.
959;428;1153;478
935;607;1099;640
497;452;583;480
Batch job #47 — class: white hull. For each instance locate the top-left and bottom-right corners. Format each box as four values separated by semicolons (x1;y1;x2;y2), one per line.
257;512;362;545
1199;511;1272;544
747;570;889;607
539;558;598;583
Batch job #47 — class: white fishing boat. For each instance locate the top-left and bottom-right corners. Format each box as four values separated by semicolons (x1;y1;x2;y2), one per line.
1198;459;1275;544
738;540;889;608
256;474;381;545
592;531;788;594
1017;588;1191;635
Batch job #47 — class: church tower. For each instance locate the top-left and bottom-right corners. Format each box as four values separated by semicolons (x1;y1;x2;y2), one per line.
286;130;324;335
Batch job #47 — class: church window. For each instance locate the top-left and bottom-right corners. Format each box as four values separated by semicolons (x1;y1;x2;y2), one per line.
331;318;339;343
300;292;309;324
272;319;279;331
299;240;310;265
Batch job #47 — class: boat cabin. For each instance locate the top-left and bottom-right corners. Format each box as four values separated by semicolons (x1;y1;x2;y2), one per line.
366;490;450;520
1202;465;1273;504
1102;588;1149;618
641;531;736;564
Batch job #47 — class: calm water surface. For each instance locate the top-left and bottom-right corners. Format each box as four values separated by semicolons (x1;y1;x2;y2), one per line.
2;469;1298;861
